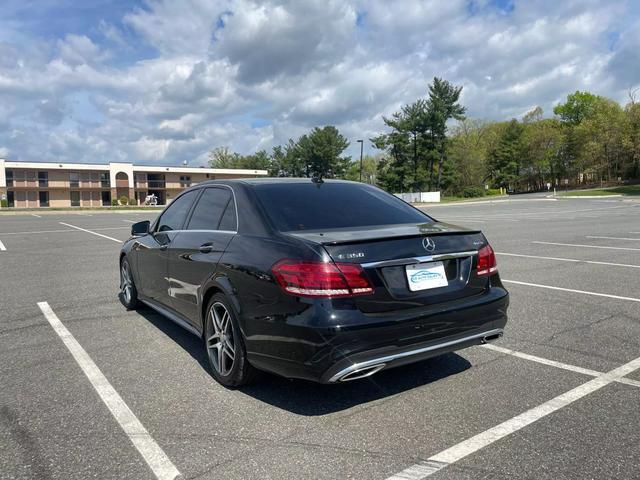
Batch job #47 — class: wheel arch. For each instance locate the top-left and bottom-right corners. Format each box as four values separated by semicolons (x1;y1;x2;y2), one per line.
200;275;241;337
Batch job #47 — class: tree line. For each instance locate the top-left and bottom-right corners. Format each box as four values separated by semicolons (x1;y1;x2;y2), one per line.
208;80;640;195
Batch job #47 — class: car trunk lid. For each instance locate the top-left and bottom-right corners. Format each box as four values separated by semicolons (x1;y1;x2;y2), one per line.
286;222;489;313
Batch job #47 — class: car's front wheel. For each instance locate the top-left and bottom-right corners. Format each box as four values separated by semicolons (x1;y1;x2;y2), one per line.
205;293;256;387
119;257;139;310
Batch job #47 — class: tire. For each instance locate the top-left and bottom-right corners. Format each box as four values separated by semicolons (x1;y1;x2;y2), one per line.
204;293;256;387
119;257;140;310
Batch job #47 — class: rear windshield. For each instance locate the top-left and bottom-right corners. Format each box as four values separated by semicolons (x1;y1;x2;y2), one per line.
253;182;432;231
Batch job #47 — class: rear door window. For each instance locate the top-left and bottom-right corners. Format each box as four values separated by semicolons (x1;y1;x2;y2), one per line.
187;187;235;231
254;183;431;231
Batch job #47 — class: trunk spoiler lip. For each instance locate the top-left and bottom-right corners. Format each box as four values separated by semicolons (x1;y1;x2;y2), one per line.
283;222;482;246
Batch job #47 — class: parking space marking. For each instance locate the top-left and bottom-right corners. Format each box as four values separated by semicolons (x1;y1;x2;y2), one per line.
37;302;180;480
386;354;640;479
0;240;5;251
586;235;640;242
30;213;42;218
532;241;640;252
481;344;640;388
481;344;602;377
503;279;640;303
123;220;136;223
496;252;640;269
0;227;129;236
59;222;122;243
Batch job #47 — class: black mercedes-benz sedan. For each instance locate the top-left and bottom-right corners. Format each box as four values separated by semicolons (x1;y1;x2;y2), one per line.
119;179;508;386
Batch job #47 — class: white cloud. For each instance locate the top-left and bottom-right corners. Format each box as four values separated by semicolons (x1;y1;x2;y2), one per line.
0;0;637;165
57;34;106;66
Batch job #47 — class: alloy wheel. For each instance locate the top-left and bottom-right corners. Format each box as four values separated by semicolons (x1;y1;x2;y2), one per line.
121;261;133;304
207;302;236;376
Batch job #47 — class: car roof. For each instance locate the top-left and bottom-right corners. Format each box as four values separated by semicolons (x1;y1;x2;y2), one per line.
197;177;359;187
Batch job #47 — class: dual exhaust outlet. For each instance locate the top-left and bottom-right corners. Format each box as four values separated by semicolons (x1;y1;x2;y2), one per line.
335;329;504;382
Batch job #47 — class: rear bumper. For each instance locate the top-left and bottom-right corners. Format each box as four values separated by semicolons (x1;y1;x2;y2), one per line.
244;285;509;383
323;327;503;382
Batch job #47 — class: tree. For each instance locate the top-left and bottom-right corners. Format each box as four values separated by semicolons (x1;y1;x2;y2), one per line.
553;91;602;125
488;119;524;188
518;108;563;189
270;140;305;177
371;112;413;192
427;77;466;190
238;150;272;171
296;126;350;178
344;154;382;184
447;119;492;194
208;146;243;169
625;101;640;178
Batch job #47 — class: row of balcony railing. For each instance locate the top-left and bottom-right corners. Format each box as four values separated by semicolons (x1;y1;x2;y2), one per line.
8;179;190;189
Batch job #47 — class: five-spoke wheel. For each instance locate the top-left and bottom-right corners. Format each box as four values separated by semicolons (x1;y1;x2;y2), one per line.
206;302;236;376
119;257;139;309
204;294;256;387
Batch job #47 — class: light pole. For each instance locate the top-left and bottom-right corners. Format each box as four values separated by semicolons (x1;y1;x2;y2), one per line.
357;139;364;182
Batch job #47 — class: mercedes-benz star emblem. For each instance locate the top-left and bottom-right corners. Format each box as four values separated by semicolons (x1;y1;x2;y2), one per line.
422;237;436;252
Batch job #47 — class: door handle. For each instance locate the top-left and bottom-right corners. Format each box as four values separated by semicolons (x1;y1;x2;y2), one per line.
199;242;214;253
159;244;168;251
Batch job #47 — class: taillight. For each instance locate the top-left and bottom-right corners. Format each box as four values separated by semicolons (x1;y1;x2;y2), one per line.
477;244;497;276
271;260;374;298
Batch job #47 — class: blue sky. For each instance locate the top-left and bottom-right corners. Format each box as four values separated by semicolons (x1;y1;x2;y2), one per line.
0;0;638;165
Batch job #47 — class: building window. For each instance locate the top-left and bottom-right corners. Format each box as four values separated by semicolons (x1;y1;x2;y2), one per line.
6;170;13;187
70;191;80;207
180;175;191;187
134;173;146;188
100;172;110;188
38;171;48;187
26;171;36;184
39;191;49;207
147;173;164;188
69;172;79;188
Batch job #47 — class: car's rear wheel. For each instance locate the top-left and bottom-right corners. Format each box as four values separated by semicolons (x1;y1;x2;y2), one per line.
205;293;256;387
119;257;139;310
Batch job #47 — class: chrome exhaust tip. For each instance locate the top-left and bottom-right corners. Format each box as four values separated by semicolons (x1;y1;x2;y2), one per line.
482;332;503;343
338;363;386;382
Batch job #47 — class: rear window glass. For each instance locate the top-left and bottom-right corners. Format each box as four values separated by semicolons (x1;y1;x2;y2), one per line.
254;183;431;231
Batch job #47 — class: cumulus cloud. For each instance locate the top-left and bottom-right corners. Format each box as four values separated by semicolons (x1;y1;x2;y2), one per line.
0;0;637;165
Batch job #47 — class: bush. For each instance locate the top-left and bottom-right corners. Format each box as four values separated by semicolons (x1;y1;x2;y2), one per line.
119;195;129;206
0;199;7;208
487;188;502;196
128;197;137;206
111;198;119;206
461;186;486;198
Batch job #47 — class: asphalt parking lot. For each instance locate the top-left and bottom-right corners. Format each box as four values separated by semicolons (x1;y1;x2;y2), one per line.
1;195;639;480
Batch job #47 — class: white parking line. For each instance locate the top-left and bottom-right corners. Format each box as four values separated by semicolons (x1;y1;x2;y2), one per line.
502;279;640;303
481;344;602;377
37;302;180;480
481;344;640;388
496;252;640;269
0;240;5;251
123;220;136;223
59;222;122;243
532;241;640;252
30;213;42;218
0;227;129;236
386;354;640;479
586;235;640;242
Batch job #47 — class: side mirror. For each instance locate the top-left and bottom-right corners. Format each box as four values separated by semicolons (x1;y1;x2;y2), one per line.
131;220;150;236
